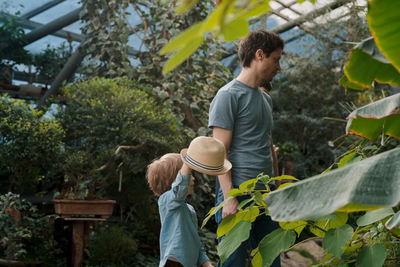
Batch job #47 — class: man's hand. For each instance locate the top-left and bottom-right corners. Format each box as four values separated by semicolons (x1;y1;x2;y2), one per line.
202;261;214;267
222;197;239;218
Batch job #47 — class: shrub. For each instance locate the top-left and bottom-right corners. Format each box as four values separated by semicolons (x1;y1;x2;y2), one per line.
87;225;137;265
54;77;183;199
0;96;65;192
0;192;63;264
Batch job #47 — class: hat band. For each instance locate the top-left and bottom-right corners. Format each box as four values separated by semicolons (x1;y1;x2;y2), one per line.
184;154;224;172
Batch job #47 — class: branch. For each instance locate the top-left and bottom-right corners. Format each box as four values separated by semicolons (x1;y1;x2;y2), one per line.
95;145;143;171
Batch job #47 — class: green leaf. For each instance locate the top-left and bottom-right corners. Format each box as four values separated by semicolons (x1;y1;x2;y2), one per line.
344;38;400;88
337;152;357;168
234;2;271;21
175;0;200;14
356;36;390;64
251;248;263;267
228;188;246;197
310;213;348;237
218;220;252;265
162;37;203;74
258;175;270;186
258;228;296;267
269;175;298;182
201;0;233;33
217;207;259;238
239;178;259;191
343;241;363;254
222;18;249;42
357;244;386;267
237;197;254;210
322;224;353;258
367;0;400;72
356;208;394;226
202;196;232;228
265;147;400;221
159;22;203;55
339;75;365;91
279;220;307;237
385;210;400;230
346;93;400;141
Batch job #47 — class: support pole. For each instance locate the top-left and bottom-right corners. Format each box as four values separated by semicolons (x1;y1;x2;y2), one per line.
23;8;82;45
20;0;65;20
0;11;83;42
37;43;84;108
72;221;85;267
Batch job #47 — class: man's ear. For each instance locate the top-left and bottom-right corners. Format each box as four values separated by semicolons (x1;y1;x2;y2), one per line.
256;49;264;60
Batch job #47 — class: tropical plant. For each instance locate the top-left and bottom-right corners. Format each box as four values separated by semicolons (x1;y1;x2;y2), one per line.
203;169;399;266
266;0;400;223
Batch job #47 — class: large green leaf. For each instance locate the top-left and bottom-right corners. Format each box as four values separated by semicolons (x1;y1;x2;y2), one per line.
161;36;203;74
346;93;400;141
159;22;203;55
218;220;252;265
221;18;249;42
367;0;400;72
265;147;400;221
322;224;353;258
344;38;400;88
356;208;394;226
356;244;386;267
339;75;365;91
256;228;296;267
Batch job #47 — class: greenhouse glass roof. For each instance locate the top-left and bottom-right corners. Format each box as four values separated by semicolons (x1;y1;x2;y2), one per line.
0;0;366;88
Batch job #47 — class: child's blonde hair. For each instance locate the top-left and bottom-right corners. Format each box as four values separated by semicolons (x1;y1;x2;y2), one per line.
146;153;183;196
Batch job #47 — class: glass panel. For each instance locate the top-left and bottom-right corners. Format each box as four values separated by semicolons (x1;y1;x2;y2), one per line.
29;0;80;24
0;0;53;16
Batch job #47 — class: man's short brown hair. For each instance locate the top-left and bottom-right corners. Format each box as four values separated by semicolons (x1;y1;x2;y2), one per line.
146;153;183;196
238;30;284;68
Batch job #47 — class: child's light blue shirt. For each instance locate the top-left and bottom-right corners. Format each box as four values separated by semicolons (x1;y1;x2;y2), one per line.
158;172;209;267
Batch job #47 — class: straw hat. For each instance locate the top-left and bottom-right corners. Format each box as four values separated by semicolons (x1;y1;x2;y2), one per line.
180;136;232;175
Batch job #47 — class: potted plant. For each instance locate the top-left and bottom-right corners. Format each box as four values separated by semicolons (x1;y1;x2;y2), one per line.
53;150;116;219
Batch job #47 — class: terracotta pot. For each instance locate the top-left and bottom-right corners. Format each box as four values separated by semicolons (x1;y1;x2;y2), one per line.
53;199;116;219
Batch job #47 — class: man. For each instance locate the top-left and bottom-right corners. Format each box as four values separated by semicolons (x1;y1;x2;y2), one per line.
208;30;284;266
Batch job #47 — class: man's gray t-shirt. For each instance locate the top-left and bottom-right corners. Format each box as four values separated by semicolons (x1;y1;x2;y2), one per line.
208;79;273;189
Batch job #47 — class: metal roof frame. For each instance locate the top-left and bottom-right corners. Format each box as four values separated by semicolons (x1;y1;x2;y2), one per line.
0;0;364;103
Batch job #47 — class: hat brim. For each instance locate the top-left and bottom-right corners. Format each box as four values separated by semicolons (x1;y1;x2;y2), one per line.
180;148;232;176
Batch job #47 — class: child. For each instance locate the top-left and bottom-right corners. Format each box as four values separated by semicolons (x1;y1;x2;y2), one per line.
147;136;232;267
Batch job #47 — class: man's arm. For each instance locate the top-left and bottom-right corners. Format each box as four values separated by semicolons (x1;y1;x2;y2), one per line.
213;126;238;218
